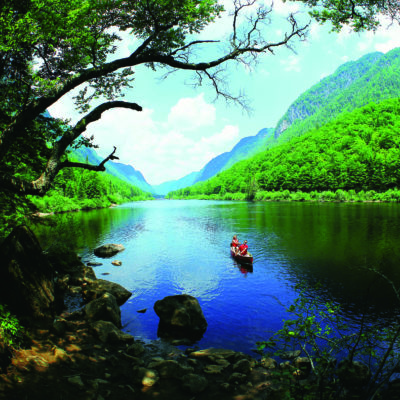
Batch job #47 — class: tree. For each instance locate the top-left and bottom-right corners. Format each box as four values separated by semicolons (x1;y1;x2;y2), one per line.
297;0;400;31
0;0;309;197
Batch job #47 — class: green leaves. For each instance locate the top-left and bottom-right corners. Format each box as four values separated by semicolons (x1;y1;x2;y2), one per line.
298;0;395;32
0;304;24;348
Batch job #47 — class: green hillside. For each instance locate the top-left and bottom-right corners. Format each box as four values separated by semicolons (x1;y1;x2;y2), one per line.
274;48;400;143
167;98;400;201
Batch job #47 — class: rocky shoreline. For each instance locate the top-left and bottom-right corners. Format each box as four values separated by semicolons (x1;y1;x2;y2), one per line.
0;226;297;400
2;227;400;400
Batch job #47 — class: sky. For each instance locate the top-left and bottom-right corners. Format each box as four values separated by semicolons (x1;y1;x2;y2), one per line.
48;0;400;185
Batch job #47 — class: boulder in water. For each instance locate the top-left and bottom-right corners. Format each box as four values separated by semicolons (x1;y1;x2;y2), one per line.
154;294;207;341
94;244;125;258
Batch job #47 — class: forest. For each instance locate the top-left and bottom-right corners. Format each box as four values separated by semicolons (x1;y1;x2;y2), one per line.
29;161;153;213
167;98;400;201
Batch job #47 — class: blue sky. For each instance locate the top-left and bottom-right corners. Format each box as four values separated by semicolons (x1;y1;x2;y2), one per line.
49;0;400;185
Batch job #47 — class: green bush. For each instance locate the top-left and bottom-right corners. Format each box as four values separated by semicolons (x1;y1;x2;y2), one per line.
0;304;23;348
257;281;400;400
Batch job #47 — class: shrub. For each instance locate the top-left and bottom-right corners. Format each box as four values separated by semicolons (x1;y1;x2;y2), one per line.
0;304;23;348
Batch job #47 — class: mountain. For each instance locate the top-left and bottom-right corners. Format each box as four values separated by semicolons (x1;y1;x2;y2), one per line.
275;48;400;142
151;171;201;195
61;48;400;197
151;127;274;195
73;147;154;194
196;128;274;182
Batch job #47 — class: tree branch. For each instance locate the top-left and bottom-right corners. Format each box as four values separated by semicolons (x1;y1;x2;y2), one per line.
61;146;119;172
2;10;307;162
1;101;141;196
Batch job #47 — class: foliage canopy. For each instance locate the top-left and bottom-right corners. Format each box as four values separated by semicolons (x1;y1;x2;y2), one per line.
0;0;308;197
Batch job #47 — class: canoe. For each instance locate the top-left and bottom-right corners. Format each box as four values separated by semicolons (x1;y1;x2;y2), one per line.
230;247;253;265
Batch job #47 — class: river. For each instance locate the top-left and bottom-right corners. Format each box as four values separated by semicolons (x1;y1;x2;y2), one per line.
34;200;400;355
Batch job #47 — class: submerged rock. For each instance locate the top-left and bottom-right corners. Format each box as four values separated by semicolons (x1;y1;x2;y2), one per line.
87;262;103;267
154;294;207;341
94;244;125;258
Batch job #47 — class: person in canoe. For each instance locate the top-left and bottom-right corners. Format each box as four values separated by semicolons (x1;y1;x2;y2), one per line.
238;240;249;256
231;235;240;255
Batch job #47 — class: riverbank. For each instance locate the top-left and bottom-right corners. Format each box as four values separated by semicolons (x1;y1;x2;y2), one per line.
167;188;400;202
29;193;152;215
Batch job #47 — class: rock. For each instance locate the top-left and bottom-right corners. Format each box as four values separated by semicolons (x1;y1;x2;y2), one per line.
189;348;237;361
137;308;147;313
0;226;56;319
220;382;230;391
147;359;194;379
68;375;84;388
233;359;252;374
182;373;208;394
280;361;295;372
84;292;121;327
126;343;145;357
293;357;312;378
69;266;97;286
203;364;226;374
111;260;122;266
94;244;125;258
82;279;131;306
87;262;103;267
228;372;247;384
154;294;207;341
280;350;301;360
208;357;230;368
261;357;278;369
91;320;134;343
134;367;159;387
53;317;68;336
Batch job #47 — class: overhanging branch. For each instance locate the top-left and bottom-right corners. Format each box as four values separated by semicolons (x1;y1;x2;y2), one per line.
61;146;119;172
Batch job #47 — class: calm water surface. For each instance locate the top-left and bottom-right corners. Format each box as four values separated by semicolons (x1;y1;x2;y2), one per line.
35;200;400;355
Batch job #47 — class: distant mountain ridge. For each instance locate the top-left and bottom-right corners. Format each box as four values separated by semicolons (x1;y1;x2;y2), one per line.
73;147;154;194
275;48;400;142
151;127;274;195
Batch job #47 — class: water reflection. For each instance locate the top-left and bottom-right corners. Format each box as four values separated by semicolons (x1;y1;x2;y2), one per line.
33;200;400;354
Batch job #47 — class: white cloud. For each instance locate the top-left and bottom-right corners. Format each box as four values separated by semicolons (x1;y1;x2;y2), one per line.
280;55;301;72
272;0;300;15
336;26;353;44
309;22;322;40
79;95;243;185
167;93;216;135
375;38;400;53
373;20;400;53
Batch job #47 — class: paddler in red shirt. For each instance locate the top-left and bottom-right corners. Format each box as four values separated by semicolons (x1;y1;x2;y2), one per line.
231;235;240;255
238;240;248;256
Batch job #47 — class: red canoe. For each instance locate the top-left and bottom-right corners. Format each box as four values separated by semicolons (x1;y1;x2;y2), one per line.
230;247;253;265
